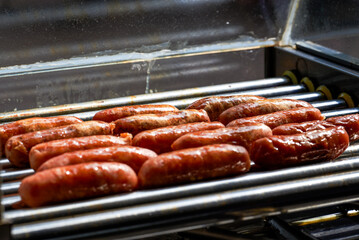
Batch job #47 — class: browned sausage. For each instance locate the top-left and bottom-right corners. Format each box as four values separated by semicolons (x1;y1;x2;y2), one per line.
326;114;359;141
250;126;349;168
113;109;210;136
132;122;225;154
0;116;83;156
227;107;324;129
6;121;114;168
19;162;138;207
272;120;336;135
38;145;157;172
219;99;313;125
93;104;179;122
171;123;272;151
138;144;250;188
186;95;266;121
29;133;132;171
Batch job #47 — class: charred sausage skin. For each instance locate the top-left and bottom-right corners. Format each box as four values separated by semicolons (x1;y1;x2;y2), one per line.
0;116;83;156
30;133;132;171
133;122;225;154
138;144;251;188
227;107;324;129
19;162;138;208
6;121;114;168
93;104;179;122
186;95;266;121
250;126;349;168
38;145;157;173
113;109;210;136
171;123;272;151
219;99;313;125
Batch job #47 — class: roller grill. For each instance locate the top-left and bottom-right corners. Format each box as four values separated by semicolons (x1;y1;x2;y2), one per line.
2;54;359;239
0;1;359;238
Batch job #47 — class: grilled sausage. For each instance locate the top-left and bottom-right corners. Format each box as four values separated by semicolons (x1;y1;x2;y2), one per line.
38;146;157;172
19;162;138;207
0;116;82;156
250;126;349;168
138;144;250;188
6;121;114;168
227;107;324;129
186;95;266;121
272;120;336;135
326;114;359;141
171;123;272;151
133;122;225;154
93;104;179;122
219;99;313;125
29;133;132;171
113;109;210;136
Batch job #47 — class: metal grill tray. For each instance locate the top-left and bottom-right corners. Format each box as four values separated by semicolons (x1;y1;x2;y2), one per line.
2;78;359;239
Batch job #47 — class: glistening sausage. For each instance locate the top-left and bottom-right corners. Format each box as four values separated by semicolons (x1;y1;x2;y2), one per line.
171;123;272;151
272;120;336;135
250;126;349;168
186;95;266;121
0;116;82;156
29;133;132;171
326;114;359;141
113;109;210;136
227;107;324;129
138;144;251;188
93;104;179;122
38;145;157;173
19;162;138;207
219;99;313;125
6;121;114;168
133;122;225;154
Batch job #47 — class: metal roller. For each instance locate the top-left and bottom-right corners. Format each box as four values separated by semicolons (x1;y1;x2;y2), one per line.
0;169;34;182
10;168;359;239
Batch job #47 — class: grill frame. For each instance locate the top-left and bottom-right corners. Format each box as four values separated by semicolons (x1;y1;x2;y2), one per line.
1;46;359;239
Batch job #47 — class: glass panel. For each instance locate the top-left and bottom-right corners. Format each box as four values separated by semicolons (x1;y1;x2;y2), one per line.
0;0;290;67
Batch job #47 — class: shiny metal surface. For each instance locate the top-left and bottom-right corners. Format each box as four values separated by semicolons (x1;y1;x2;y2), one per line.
322;108;359;118
0;169;34;182
311;99;348;110
10;168;359;239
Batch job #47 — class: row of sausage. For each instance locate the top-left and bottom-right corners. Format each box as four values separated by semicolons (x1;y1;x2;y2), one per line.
1;95;357;207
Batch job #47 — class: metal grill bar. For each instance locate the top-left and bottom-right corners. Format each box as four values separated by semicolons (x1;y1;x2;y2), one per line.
10;168;359;240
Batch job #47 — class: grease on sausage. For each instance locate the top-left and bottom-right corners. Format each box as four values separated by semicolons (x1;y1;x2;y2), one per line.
133;122;225;154
326;114;359;141
113;109;210;136
250;126;349;168
171;123;272;151
0;116;83;156
30;133;132;171
219;99;313;125
19;162;138;207
272;120;335;135
6;121;114;168
38;145;157;173
93;104;179;122
186;95;266;121
227;107;324;129
138;144;251;188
